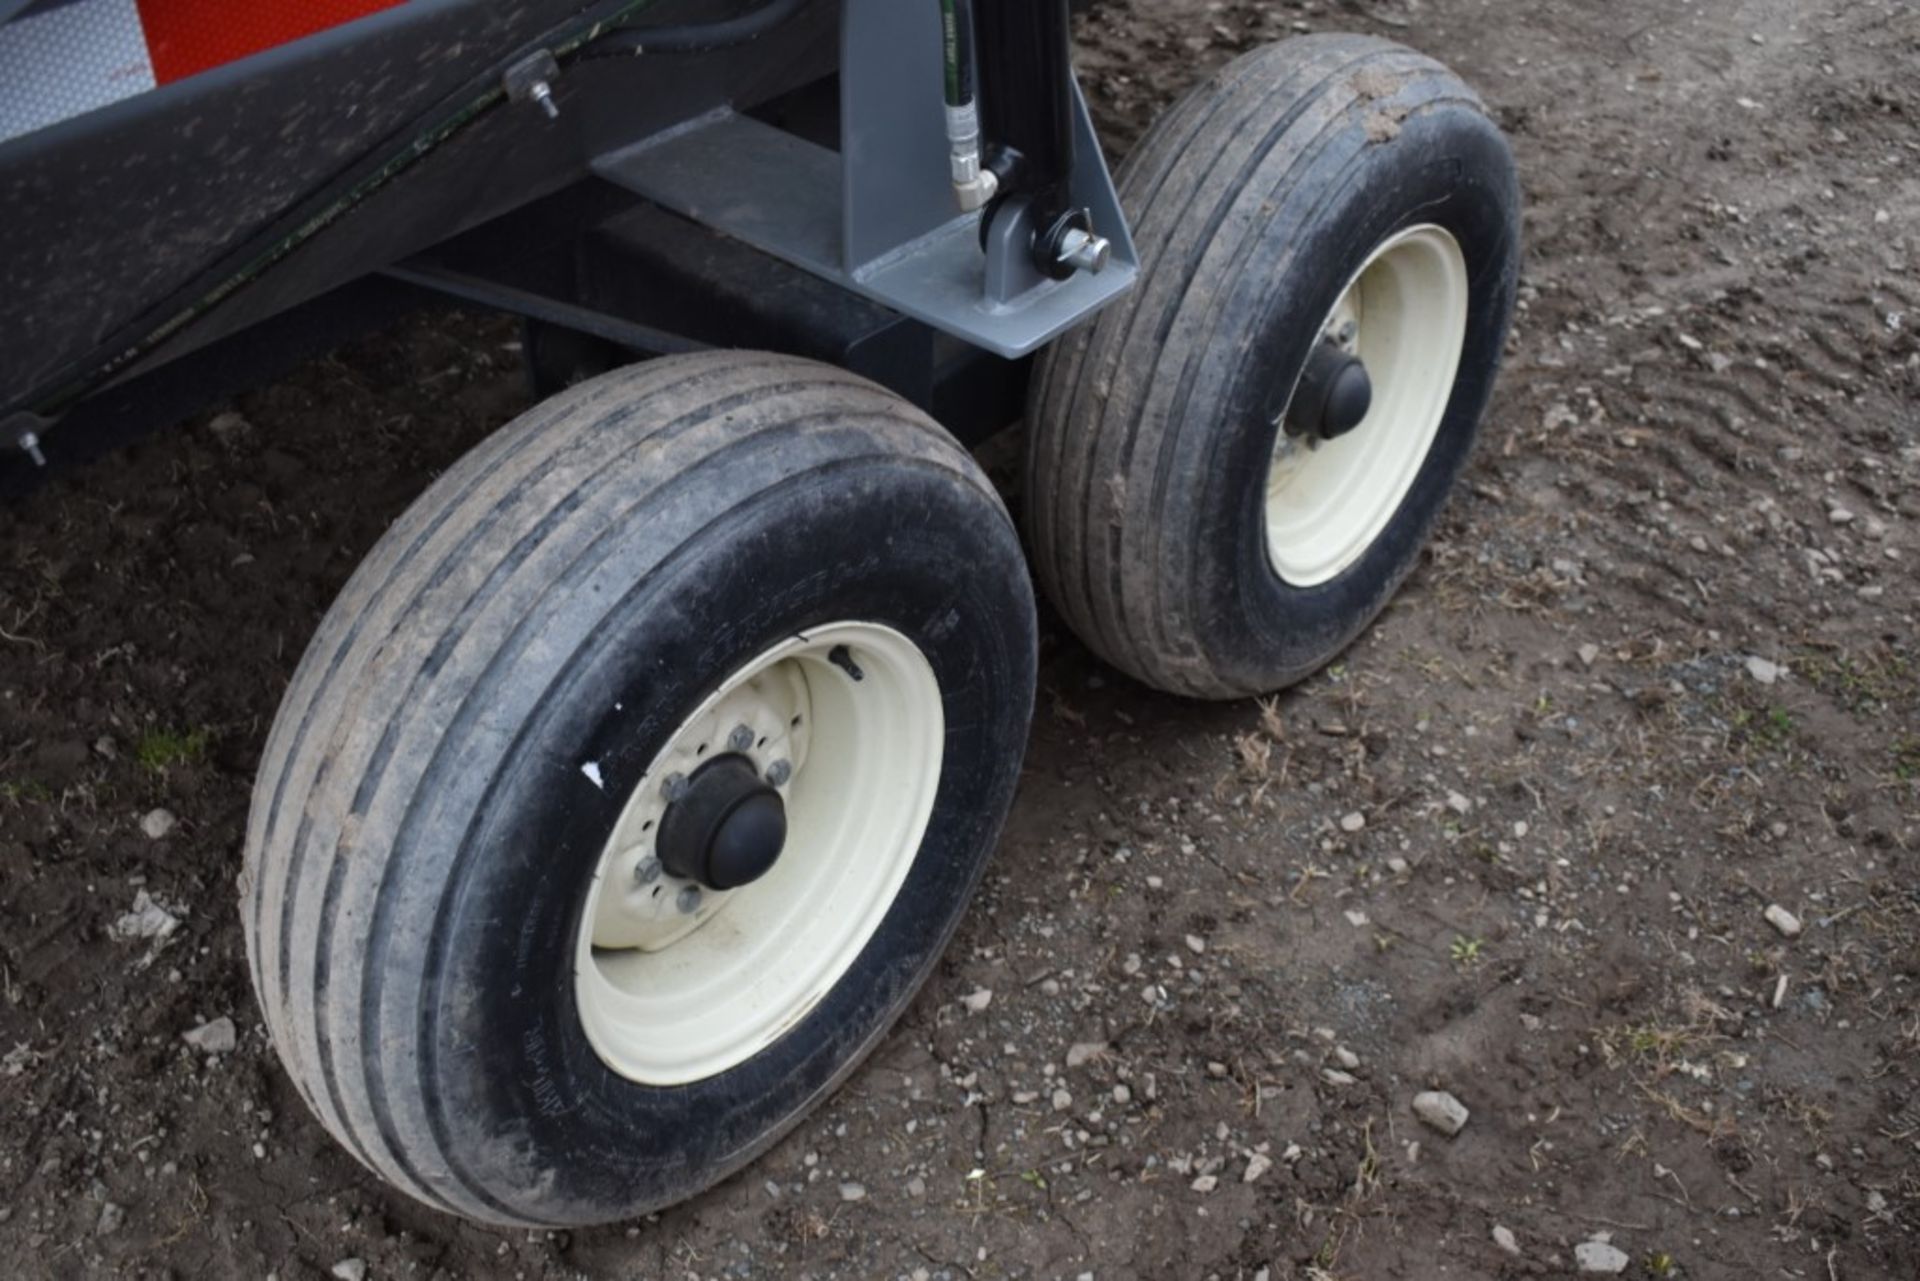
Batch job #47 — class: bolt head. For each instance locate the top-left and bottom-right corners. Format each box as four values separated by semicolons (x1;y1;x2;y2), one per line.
676;885;703;915
728;724;756;753
633;856;663;885
765;759;793;787
661;773;688;803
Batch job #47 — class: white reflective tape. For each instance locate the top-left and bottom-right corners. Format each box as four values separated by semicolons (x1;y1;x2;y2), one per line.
0;0;157;146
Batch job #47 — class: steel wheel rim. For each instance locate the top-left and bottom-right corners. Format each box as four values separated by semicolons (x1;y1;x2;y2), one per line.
574;622;945;1086
1264;224;1470;588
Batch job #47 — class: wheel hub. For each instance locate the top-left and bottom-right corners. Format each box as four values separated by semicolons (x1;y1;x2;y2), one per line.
1286;339;1375;442
574;622;945;1085
656;754;787;890
1264;224;1470;587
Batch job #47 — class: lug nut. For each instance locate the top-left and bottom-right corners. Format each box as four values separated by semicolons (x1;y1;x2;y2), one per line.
676;886;704;915
728;724;755;752
661;773;688;803
633;856;663;885
765;760;792;787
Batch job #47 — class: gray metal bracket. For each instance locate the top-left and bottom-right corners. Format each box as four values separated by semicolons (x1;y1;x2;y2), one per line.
590;0;1136;360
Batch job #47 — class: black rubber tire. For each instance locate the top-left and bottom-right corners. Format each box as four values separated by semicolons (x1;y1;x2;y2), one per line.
239;352;1037;1226
1026;35;1521;699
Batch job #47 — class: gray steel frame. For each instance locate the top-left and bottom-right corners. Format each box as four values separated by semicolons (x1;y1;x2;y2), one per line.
593;0;1137;360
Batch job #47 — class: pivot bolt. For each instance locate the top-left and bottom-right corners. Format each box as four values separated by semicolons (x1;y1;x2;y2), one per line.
1056;227;1113;276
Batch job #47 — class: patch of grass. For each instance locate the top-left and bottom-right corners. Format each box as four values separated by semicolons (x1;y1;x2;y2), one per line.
1796;645;1916;716
136;727;212;773
1893;735;1920;781
0;778;53;804
1450;935;1484;966
1726;703;1795;755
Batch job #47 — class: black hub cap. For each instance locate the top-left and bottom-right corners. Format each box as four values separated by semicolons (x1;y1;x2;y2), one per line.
656;754;788;891
1286;338;1375;441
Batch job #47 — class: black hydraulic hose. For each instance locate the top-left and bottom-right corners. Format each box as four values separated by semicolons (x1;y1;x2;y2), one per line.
940;0;976;109
582;0;810;58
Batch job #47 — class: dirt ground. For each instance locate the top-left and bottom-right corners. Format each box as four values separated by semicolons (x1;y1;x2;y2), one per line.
3;0;1917;1277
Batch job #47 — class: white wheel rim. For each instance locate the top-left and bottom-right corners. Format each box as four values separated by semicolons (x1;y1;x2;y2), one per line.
1264;225;1470;587
574;622;944;1086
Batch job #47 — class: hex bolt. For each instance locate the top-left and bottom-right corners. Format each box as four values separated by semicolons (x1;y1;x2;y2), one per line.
17;430;46;468
661;773;688;803
728;723;756;753
676;885;704;915
633;856;663;885
528;81;560;121
765;759;793;787
1334;319;1360;348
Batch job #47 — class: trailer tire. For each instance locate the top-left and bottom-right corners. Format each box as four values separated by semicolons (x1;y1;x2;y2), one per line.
241;352;1036;1226
1026;35;1521;699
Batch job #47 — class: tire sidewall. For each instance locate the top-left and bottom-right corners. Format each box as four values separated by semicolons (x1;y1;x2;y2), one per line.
1190;104;1520;693
424;463;1034;1224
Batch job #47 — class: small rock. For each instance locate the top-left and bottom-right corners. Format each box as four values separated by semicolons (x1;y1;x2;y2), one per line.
140;808;178;841
1340;811;1366;833
1334;1046;1360;1069
1190;1174;1218;1194
1184;934;1206;955
1744;656;1785;686
1065;1041;1107;1068
1343;909;1370;928
182;1017;238;1055
838;1181;867;1202
109;890;181;943
1445;791;1472;816
1577;643;1601;668
1574;1240;1630;1274
1492;1225;1520;1257
1412;1091;1470;1137
95;1201;126;1236
905;1175;926;1199
207;411;253;441
330;1261;368;1281
1386;856;1410;876
1764;904;1803;938
1243;1153;1274;1183
1828;506;1855;526
959;988;993;1014
1051;1088;1073;1112
1322;1069;1357;1087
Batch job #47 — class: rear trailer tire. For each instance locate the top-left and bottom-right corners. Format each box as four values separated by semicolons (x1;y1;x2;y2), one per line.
1026;35;1521;699
240;353;1037;1226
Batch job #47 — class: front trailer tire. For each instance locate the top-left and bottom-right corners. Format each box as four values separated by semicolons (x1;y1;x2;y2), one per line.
241;353;1037;1226
1027;35;1522;699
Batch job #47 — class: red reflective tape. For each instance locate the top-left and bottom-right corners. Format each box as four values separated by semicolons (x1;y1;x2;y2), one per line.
134;0;406;85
